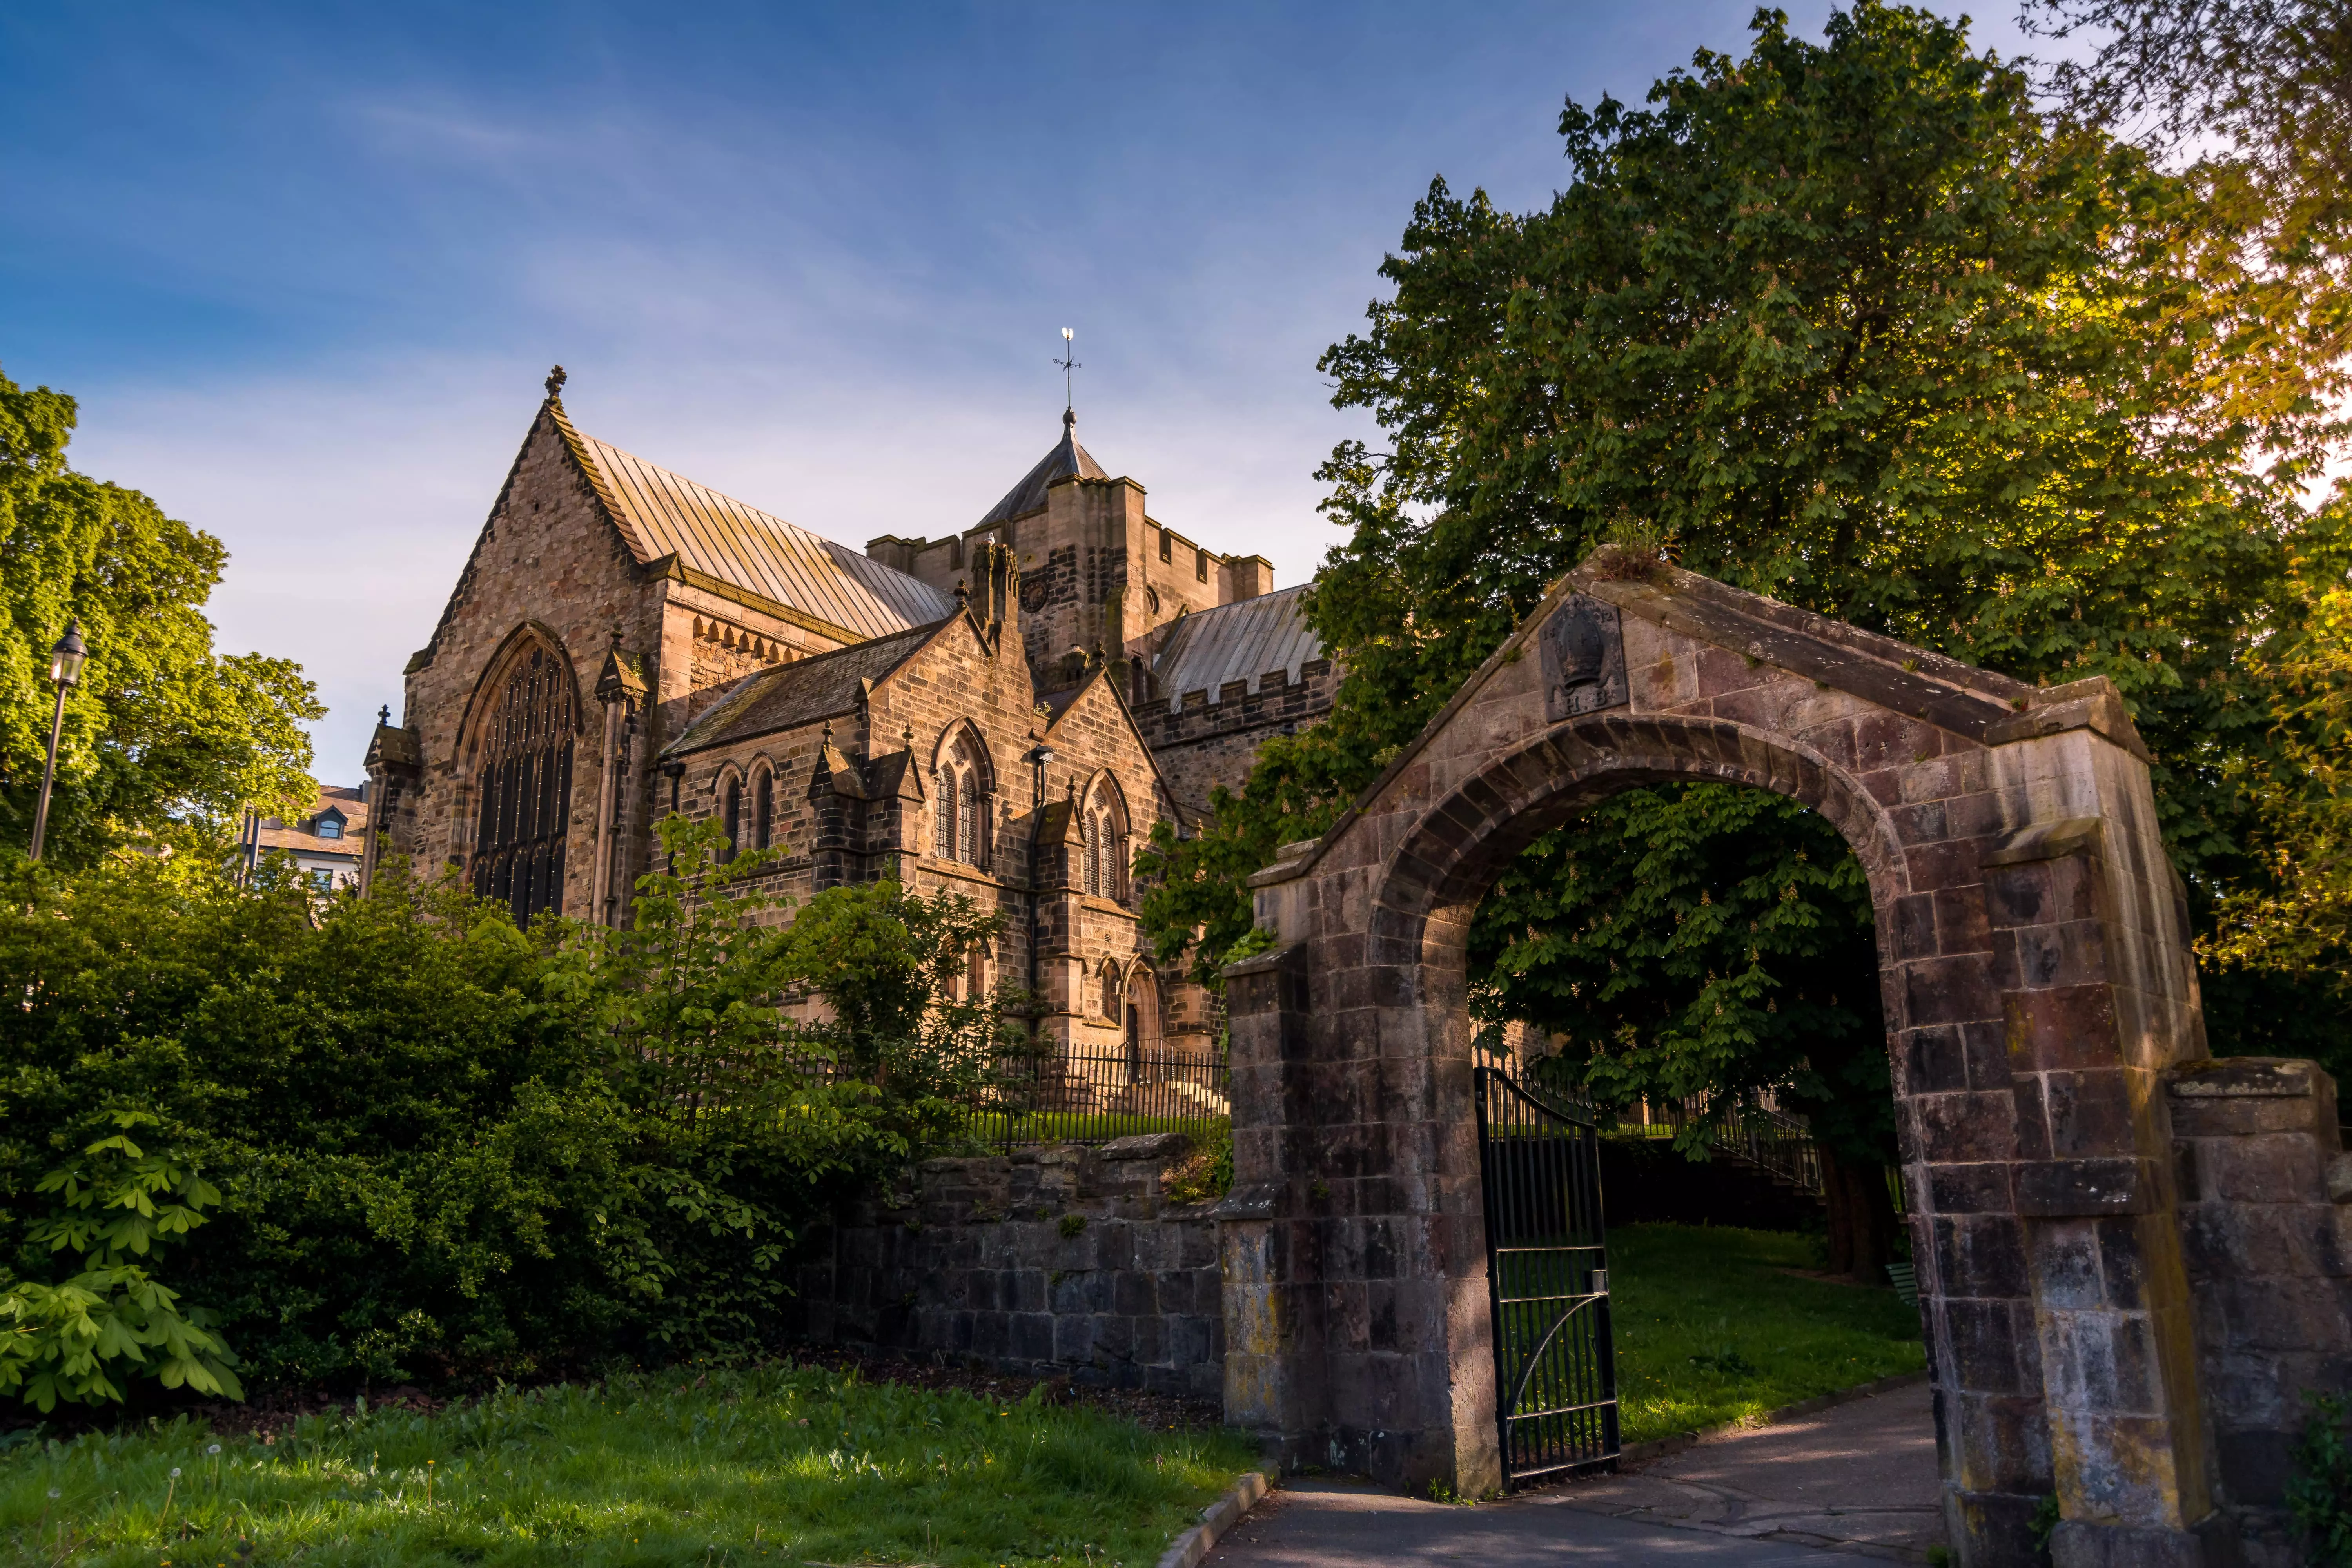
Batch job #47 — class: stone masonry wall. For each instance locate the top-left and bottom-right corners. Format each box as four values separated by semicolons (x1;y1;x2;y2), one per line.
787;1134;1224;1401
2169;1056;2352;1567
1133;657;1338;815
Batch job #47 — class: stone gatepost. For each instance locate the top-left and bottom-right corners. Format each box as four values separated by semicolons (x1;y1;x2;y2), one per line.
2169;1057;2352;1566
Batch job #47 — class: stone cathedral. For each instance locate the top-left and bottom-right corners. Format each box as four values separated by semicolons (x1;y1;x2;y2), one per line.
363;370;1334;1062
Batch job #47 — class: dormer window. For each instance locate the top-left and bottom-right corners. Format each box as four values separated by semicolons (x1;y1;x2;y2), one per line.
314;809;346;840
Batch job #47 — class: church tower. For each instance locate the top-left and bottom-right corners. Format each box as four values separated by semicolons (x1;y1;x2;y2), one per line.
864;410;1274;697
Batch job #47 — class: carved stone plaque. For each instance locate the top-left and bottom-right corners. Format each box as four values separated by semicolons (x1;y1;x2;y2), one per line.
1541;593;1628;721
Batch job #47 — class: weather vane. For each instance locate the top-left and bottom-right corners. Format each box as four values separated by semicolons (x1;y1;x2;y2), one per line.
1053;328;1080;419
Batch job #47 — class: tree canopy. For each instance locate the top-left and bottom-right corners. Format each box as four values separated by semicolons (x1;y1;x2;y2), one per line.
0;367;320;864
1139;2;2352;1265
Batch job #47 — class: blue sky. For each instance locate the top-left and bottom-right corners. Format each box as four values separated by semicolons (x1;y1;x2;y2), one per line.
1;2;2034;779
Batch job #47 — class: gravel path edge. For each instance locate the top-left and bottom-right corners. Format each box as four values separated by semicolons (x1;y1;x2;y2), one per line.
1157;1470;1270;1568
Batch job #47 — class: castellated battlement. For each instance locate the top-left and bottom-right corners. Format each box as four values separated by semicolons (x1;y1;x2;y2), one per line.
1133;657;1338;813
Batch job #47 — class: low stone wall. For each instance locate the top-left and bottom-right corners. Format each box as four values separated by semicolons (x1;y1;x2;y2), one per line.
787;1134;1224;1401
2169;1056;2352;1566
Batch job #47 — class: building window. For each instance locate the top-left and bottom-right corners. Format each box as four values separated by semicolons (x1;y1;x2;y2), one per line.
1159;528;1172;563
1079;779;1129;903
1196;546;1209;582
934;732;990;869
310;869;336;893
469;643;575;926
755;769;773;850
315;818;342;840
722;777;741;863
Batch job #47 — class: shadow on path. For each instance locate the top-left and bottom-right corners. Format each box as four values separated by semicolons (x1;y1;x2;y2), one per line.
1203;1378;1942;1567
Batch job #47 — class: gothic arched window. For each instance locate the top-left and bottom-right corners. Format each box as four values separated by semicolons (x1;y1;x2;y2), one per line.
469;643;576;927
722;777;742;863
933;731;992;870
1079;777;1130;904
754;769;773;850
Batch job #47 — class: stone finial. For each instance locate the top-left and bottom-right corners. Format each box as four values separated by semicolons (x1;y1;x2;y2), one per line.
545;365;567;399
955;579;970;605
378;704;391;726
902;724;916;754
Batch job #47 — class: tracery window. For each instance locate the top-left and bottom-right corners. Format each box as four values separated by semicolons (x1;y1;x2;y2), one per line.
1080;777;1129;903
933;731;990;869
469;644;576;926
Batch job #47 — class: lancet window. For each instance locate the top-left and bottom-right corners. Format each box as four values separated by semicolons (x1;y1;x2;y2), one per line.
753;768;773;851
469;644;576;926
933;732;989;869
1080;777;1129;903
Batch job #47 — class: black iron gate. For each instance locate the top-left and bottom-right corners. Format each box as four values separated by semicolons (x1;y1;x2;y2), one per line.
1474;1065;1619;1486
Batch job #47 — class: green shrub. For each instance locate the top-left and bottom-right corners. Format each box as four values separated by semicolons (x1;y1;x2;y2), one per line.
0;1112;242;1409
0;816;1009;1400
2290;1392;2352;1565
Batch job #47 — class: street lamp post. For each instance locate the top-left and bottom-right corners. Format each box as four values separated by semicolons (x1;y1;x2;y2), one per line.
29;620;86;863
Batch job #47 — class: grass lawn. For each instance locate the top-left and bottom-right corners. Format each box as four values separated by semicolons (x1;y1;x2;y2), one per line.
1608;1223;1927;1444
0;1364;1258;1568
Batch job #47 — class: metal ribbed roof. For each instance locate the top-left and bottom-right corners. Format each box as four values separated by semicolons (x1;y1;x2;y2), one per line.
665;620;947;757
1151;584;1323;705
565;422;955;639
975;413;1109;528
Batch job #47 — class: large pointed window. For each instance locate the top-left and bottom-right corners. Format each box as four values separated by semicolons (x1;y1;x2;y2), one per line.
470;643;576;926
932;731;991;870
1080;775;1130;904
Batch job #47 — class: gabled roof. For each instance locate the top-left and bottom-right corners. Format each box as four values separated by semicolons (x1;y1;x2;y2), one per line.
1151;584;1323;704
663;619;950;757
547;401;954;640
975;410;1109;529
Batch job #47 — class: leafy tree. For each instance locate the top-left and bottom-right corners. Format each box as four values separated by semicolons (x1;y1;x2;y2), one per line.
2026;0;2352;370
0;1111;243;1410
0;367;320;864
1140;2;2350;1277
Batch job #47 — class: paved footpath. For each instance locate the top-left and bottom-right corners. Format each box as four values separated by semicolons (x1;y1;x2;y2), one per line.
1202;1378;1943;1567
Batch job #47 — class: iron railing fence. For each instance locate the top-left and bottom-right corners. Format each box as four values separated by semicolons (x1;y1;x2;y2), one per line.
1613;1094;1826;1197
774;1027;1230;1154
958;1034;1230;1152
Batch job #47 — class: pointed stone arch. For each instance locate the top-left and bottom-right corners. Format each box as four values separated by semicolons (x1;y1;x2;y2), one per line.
930;719;996;869
1225;549;2239;1564
455;623;586;924
1079;770;1133;902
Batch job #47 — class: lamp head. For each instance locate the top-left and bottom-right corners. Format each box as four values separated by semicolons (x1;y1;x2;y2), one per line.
49;621;85;688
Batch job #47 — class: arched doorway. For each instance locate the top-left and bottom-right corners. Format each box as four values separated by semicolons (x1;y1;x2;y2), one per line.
1221;550;2227;1565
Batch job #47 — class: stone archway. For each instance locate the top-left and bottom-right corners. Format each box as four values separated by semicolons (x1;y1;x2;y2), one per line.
1220;548;2245;1566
